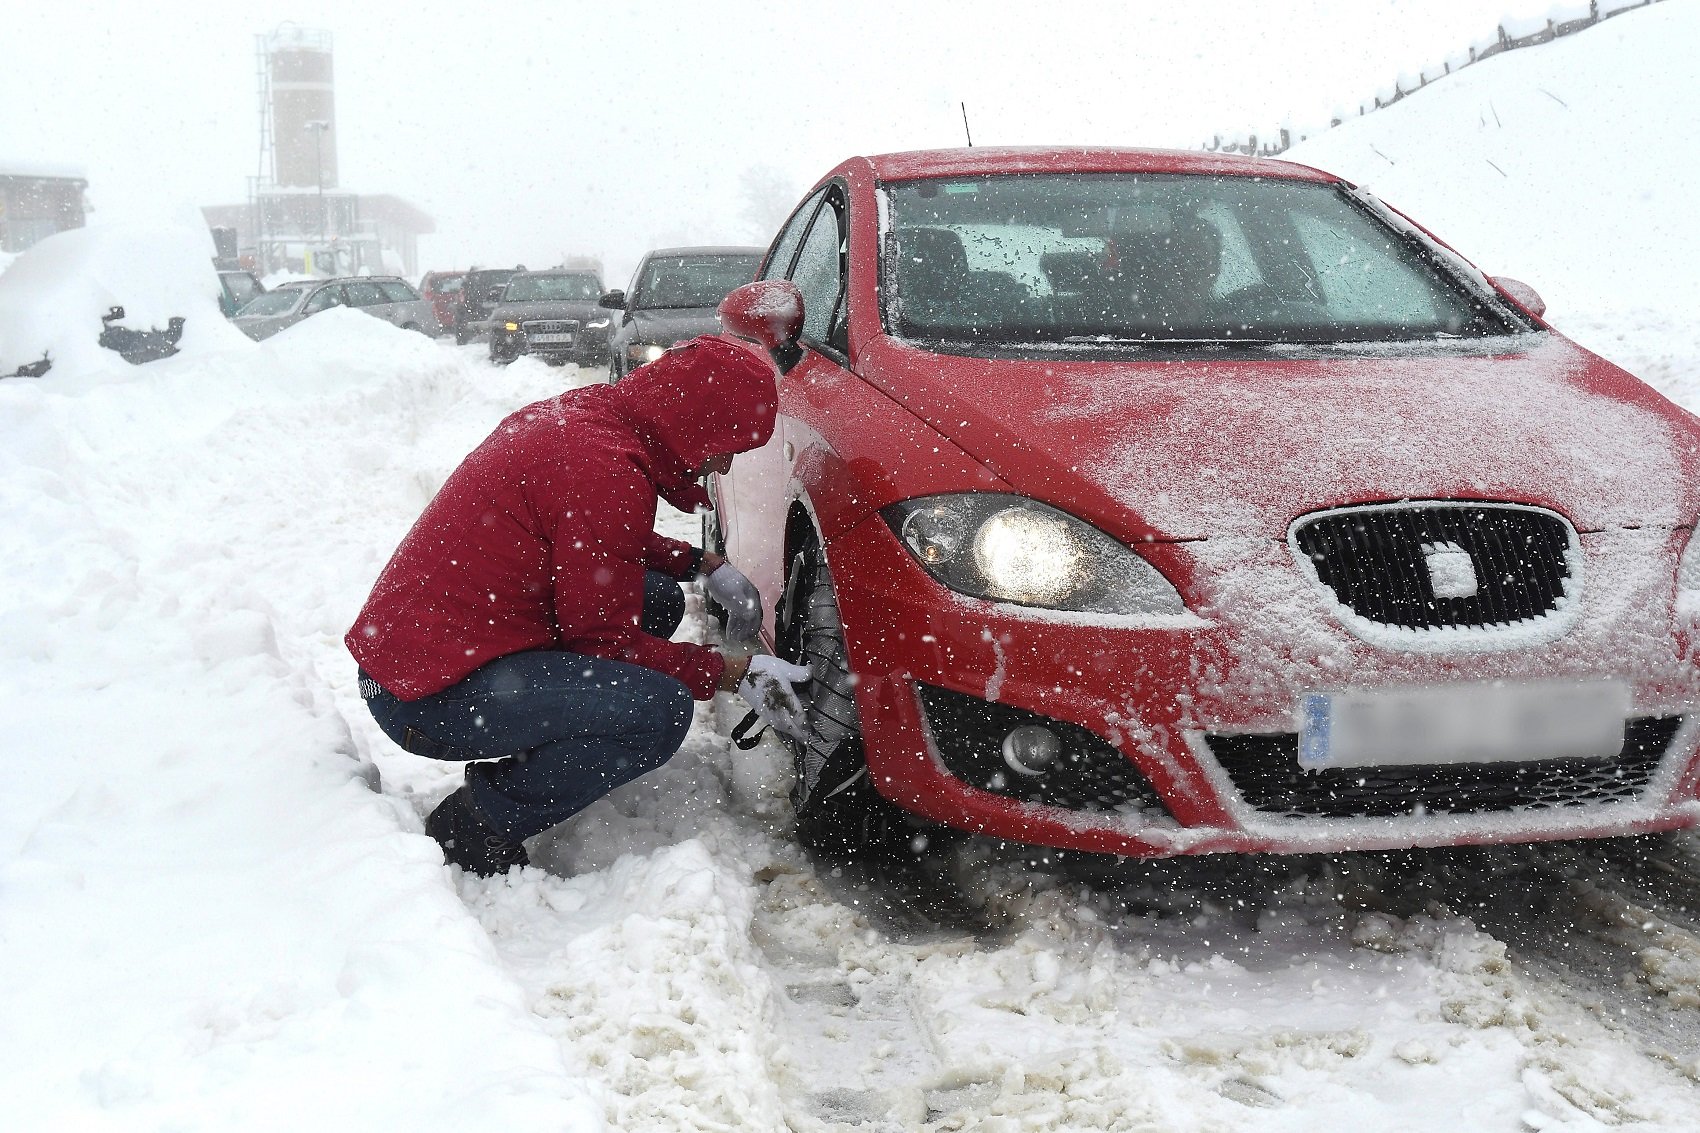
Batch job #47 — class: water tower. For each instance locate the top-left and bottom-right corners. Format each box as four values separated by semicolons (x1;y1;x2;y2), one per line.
263;26;337;190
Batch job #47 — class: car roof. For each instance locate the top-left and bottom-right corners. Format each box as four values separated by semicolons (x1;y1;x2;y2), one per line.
861;146;1340;184
640;246;765;259
509;269;599;278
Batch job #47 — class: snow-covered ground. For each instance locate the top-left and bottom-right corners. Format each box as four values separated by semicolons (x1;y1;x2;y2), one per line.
7;4;1700;1130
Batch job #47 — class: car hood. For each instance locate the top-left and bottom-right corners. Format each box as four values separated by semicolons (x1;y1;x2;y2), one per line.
626;307;721;345
856;333;1700;540
489;300;603;321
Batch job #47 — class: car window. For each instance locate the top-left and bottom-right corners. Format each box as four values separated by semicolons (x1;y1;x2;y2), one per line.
789;191;847;349
303;286;345;314
343;281;387;306
238;288;303;317
881;173;1523;347
468;272;515;302
761;189;826;283
378;280;420;303
629;257;758;309
436;277;463;294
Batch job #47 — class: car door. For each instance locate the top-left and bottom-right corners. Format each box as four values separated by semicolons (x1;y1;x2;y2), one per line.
721;186;848;642
377;280;430;332
342;280;394;325
300;283;346;325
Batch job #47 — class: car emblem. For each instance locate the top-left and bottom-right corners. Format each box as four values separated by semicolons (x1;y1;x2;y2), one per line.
1420;541;1479;599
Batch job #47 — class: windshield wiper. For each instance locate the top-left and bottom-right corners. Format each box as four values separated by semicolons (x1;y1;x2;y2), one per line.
1061;335;1281;347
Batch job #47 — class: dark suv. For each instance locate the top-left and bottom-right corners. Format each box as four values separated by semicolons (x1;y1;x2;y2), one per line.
451;267;521;344
603;246;762;380
487;271;611;366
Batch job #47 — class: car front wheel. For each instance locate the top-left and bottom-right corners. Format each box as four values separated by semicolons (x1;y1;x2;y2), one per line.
777;531;933;859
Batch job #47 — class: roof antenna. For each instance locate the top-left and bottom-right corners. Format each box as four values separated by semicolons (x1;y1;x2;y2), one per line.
960;102;974;147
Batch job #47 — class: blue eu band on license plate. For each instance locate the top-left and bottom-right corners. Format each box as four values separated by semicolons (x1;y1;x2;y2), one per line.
1296;681;1629;771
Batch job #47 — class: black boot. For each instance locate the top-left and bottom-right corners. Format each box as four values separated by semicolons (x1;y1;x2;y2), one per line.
424;789;529;876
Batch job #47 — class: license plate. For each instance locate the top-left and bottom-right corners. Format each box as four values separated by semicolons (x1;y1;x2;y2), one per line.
529;333;574;344
1297;681;1629;770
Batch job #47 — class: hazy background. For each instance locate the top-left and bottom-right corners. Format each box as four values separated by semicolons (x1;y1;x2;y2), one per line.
2;0;1564;284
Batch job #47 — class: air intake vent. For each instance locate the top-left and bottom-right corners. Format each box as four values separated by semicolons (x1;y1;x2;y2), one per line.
1291;502;1574;630
1206;717;1679;819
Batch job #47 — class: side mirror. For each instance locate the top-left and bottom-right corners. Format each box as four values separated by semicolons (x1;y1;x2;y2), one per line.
1490;276;1546;320
718;280;805;372
598;289;626;310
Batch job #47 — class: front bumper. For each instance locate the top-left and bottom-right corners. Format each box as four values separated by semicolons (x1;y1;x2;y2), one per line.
492;321;610;362
828;515;1700;857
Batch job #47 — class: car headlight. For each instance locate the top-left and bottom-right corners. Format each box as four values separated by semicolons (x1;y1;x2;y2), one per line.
882;494;1186;615
585;318;610;330
502;321;520;332
628;343;666;363
1678;524;1700;591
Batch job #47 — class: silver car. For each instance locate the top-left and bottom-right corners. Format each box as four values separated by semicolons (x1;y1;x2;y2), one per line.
232;276;441;341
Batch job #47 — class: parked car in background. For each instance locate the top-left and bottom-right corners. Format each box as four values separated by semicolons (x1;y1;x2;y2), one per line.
216;269;264;319
450;267;521;344
603;246;762;380
230;276;439;341
711;146;1700;866
419;270;465;336
486;270;610;366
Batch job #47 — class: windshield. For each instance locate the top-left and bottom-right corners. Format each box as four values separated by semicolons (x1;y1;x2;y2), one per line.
881;173;1527;348
237;288;304;317
632;254;760;309
502;274;601;302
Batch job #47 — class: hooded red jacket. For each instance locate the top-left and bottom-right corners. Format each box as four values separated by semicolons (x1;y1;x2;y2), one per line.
346;336;777;701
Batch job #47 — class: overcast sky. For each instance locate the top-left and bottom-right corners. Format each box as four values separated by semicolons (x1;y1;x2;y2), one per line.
2;0;1563;283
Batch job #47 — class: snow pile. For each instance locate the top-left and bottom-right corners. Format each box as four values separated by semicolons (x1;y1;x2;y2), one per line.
0;316;605;1130
0;222;252;385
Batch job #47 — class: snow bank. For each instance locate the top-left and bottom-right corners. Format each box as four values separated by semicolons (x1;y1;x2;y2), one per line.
0;317;606;1130
0;222;252;385
1287;2;1700;324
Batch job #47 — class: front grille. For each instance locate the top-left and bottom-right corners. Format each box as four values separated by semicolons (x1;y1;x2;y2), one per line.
1207;716;1680;819
524;319;579;336
1291;502;1574;629
916;684;1168;814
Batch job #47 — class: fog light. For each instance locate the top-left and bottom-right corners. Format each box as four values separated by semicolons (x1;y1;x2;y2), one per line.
1001;725;1062;777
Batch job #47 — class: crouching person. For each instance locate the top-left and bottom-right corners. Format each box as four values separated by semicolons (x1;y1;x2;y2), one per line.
346;335;805;875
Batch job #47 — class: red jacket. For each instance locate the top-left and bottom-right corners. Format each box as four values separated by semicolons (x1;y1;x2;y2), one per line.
347;336;777;701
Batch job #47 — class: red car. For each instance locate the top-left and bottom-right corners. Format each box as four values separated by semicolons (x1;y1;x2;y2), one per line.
711;146;1700;862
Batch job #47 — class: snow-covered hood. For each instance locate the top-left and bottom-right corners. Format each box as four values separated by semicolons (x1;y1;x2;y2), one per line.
488;299;602;322
858;332;1700;539
625;306;723;346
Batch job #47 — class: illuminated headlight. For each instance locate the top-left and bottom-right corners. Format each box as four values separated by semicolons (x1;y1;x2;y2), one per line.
882;494;1185;615
1678;524;1700;591
502;321;520;332
628;343;666;363
585;317;610;330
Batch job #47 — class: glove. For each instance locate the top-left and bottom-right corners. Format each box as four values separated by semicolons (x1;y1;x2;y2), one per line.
737;654;813;740
705;561;763;642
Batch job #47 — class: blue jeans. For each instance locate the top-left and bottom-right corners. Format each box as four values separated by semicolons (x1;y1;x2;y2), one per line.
363;570;695;841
